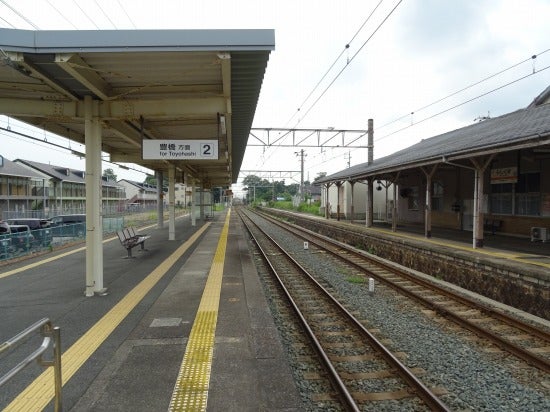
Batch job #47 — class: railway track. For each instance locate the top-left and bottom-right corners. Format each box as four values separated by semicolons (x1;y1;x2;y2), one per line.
238;208;451;411
251;207;550;375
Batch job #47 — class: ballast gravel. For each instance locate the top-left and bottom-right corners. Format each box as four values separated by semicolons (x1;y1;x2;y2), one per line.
248;215;550;412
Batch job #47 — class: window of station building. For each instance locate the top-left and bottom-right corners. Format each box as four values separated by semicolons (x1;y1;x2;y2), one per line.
515;172;540;216
407;186;420;211
431;181;444;211
490;183;513;214
490;172;540;216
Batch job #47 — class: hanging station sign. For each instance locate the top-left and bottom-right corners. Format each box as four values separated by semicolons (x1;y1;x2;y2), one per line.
490;167;517;184
142;140;218;160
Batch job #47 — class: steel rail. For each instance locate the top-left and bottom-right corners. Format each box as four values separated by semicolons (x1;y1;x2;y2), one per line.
239;208;451;411
255;208;550;374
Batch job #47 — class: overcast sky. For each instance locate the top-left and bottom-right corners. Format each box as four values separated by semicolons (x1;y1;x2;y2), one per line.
1;0;549;195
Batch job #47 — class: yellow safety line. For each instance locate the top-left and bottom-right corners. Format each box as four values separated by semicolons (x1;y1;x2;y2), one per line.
0;238;116;280
366;226;550;269
5;223;211;412
0;220;170;280
169;210;231;411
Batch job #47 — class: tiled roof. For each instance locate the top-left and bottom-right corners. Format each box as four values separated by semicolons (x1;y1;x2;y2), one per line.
0;155;44;178
318;101;550;183
15;159;86;183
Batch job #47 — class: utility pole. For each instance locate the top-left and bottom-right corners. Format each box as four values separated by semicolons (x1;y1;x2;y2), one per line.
295;149;306;201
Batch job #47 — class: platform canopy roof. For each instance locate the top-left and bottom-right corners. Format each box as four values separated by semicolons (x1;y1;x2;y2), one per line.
0;28;275;187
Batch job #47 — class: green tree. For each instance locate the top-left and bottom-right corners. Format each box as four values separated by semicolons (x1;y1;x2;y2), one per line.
103;168;117;182
313;172;327;182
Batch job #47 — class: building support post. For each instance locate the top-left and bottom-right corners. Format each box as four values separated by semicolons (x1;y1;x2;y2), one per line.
199;184;205;221
366;177;373;227
84;95;104;297
421;165;438;238
471;155;494;249
156;171;164;229
350;181;355;223
324;183;331;219
336;181;342;221
391;172;400;232
168;167;176;240
190;179;196;227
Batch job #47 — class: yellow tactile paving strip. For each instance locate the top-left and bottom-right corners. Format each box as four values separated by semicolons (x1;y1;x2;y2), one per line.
169;210;231;412
4;222;210;412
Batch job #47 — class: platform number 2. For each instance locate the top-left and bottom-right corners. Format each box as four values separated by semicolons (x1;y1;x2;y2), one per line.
201;143;214;157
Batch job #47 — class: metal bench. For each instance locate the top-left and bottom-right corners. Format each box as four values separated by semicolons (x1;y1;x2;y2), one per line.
116;227;151;258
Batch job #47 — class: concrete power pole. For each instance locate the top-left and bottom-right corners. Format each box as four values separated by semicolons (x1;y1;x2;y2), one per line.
295;149;306;201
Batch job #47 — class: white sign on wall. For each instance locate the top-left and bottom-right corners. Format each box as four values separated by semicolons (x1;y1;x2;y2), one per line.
490;167;517;184
142;140;218;160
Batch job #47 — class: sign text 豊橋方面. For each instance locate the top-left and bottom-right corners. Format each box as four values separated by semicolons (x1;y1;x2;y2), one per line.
142;140;218;160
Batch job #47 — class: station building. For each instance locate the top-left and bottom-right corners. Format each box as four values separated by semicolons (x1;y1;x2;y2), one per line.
317;86;550;247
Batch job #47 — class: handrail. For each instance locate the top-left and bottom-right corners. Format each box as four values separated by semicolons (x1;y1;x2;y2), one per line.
0;318;62;411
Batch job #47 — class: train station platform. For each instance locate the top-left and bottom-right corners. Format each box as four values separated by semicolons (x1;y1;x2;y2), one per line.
0;209;302;411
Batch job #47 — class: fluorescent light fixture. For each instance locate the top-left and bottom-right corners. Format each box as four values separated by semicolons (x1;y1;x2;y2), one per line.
220;114;226;135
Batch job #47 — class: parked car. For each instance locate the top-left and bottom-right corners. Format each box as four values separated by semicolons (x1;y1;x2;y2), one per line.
49;214;86;237
0;220;12;259
8;224;35;252
6;218;52;246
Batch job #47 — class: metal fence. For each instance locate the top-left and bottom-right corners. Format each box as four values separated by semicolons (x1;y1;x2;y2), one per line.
0;318;62;411
0;217;125;262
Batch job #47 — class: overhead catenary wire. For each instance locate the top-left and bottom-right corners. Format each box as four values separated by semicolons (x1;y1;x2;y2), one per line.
0;125;149;175
0;14;15;28
257;0;395;170
117;0;136;29
293;0;403;128
374;63;550;143
284;0;385;128
299;63;550;172
73;0;100;29
46;0;78;30
93;0;118;29
0;0;39;29
377;48;550;131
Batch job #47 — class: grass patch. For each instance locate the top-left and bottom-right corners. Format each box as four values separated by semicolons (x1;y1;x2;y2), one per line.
346;275;365;284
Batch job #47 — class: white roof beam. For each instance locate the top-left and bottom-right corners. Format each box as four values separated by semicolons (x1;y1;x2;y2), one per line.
0;96;227;119
3;52;80;101
56;54;112;100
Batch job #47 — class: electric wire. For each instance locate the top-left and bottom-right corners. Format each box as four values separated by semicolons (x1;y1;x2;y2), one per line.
293;63;550;172
46;0;78;29
295;0;403;128
93;0;118;29
257;0;392;170
375;63;550;143
377;48;550;131
284;0;384;128
0;126;149;175
73;0;100;29
117;0;136;29
0;0;39;29
0;14;15;28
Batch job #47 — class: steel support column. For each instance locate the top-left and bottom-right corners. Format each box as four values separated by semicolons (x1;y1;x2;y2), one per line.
84;95;104;296
168;167;175;240
157;171;164;229
190;179;196;227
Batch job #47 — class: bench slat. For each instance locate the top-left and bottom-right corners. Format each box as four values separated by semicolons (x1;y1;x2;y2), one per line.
117;227;150;258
